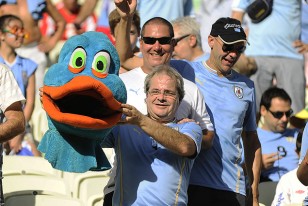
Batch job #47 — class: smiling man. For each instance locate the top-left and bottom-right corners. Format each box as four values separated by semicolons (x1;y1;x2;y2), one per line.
102;65;202;205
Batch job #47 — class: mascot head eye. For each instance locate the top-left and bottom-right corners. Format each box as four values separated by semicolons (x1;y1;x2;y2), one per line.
92;51;110;78
68;47;86;73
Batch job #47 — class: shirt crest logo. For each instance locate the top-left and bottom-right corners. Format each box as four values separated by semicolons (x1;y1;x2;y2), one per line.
234;86;243;99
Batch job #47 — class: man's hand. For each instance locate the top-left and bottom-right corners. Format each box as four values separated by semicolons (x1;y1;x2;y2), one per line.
293;40;308;54
114;0;137;18
262;152;282;170
8;133;24;154
118;103;145;125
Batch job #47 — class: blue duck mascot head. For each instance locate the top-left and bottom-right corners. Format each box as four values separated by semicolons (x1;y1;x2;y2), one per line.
38;31;127;173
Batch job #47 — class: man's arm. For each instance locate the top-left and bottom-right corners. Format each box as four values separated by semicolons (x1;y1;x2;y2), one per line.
74;0;98;26
38;0;66;53
120;104;199;157
0;101;25;143
242;130;261;206
231;10;245;23
114;0;143;70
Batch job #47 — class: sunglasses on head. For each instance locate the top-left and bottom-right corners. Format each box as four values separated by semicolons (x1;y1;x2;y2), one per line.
141;36;172;45
268;109;293;119
215;37;246;53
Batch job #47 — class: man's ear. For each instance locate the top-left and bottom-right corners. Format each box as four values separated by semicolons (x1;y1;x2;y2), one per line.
260;105;267;117
208;35;215;49
189;35;197;47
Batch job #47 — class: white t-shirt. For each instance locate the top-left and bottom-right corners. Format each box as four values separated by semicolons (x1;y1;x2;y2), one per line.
272;168;308;206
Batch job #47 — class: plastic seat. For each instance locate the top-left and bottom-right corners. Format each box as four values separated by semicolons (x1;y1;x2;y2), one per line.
71;171;110;204
86;194;104;206
3;174;69;197
3;156;62;177
5;191;82;206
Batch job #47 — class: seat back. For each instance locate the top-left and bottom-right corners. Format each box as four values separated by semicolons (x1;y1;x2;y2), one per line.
3;156;62;177
5;192;82;206
86;194;104;206
72;171;110;204
3;175;69;197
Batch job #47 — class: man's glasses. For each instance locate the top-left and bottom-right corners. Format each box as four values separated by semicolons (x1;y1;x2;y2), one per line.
141;36;172;45
2;26;27;38
174;34;190;45
268;109;293;119
148;89;177;98
215;37;246;53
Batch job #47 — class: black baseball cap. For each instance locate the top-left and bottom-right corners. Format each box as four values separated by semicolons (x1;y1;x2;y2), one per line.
210;17;247;44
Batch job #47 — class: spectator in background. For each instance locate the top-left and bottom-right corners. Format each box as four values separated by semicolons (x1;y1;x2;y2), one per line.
271;129;308;206
40;0;97;65
258;87;299;182
96;0;115;43
302;1;308;88
0;0;65;91
232;0;307;114
0;14;40;156
0;63;26;204
0;0;65;144
171;16;209;62
40;0;97;41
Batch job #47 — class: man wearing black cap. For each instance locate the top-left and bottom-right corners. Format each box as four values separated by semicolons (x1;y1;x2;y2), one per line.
187;17;261;206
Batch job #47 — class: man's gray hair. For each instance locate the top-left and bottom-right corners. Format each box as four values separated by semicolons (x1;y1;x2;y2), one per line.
144;65;185;102
171;16;202;49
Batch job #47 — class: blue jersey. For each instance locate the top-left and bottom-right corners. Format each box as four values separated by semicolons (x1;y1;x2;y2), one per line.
258;128;299;181
102;122;202;206
232;0;303;60
189;61;257;196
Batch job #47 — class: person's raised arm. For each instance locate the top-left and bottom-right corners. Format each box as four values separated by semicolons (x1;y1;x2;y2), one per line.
120;103;198;157
242;130;261;206
38;0;66;53
114;0;143;70
74;0;98;26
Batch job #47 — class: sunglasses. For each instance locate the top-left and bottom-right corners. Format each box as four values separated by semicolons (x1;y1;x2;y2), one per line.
174;34;190;45
2;26;27;38
268;109;293;119
215;38;246;53
141;36;172;45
